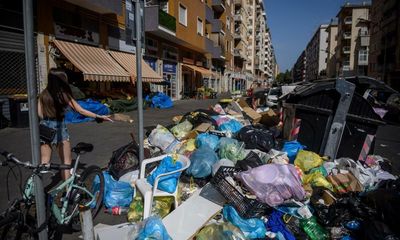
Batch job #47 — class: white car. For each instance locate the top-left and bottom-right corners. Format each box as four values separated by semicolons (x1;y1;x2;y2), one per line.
266;87;282;107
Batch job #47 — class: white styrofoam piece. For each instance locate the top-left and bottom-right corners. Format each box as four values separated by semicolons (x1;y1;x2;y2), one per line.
95;222;136;240
162;188;223;240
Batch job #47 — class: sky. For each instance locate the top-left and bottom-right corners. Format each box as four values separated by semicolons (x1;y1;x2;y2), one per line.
263;0;368;72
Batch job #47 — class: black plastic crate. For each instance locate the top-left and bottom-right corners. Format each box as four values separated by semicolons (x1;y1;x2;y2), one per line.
210;166;269;219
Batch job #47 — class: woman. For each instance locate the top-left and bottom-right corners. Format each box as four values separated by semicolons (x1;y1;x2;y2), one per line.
38;68;112;179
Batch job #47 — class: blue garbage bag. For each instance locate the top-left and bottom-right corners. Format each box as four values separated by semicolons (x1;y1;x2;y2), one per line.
223;205;266;239
186;146;219;178
150;92;173;109
266;210;296;240
137;216;171;240
282;140;305;163
147;156;183;193
103;171;134;208
65;98;110;124
219;119;243;133
196;133;220;151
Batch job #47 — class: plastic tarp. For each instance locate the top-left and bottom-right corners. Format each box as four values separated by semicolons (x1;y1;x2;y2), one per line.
65;98;110;124
146;92;173;109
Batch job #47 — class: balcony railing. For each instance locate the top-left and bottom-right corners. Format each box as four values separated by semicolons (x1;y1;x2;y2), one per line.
212;0;226;13
159;9;176;32
234;14;242;22
344;16;352;24
343;46;351;54
343;32;351;39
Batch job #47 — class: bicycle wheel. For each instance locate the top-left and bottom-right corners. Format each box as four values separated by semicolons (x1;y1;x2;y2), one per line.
0;211;37;240
73;165;104;218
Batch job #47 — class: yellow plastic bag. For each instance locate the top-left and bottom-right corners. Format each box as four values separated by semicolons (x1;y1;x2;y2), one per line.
294;150;324;172
127;194;175;222
303;171;333;192
196;223;246;240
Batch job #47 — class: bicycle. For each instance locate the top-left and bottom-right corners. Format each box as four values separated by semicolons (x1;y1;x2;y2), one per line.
0;142;105;239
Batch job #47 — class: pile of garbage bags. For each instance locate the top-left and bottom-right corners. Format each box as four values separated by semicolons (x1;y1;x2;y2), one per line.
99;97;399;240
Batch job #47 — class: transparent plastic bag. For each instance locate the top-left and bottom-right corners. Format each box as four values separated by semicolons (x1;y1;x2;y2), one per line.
218;137;246;163
170;120;193;140
196;222;246;240
148;125;176;151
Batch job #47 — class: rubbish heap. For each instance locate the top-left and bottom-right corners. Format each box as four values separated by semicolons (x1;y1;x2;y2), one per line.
98;95;399;240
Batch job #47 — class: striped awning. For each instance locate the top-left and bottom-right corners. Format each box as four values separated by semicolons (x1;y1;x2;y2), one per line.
108;50;163;83
53;40;131;82
182;64;213;78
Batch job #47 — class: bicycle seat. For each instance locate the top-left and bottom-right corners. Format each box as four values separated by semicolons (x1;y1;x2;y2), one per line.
72;142;93;154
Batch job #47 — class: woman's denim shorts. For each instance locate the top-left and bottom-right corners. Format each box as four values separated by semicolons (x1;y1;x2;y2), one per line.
40;119;70;145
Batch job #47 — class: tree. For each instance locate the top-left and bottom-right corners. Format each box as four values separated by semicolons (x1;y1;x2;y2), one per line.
276;70;293;84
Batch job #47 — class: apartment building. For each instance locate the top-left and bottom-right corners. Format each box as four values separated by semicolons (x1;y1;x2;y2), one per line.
305;24;328;81
369;0;400;91
326;20;339;78
292;50;307;82
336;2;371;77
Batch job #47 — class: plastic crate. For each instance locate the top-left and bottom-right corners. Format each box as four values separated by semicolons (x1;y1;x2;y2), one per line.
210;166;269;219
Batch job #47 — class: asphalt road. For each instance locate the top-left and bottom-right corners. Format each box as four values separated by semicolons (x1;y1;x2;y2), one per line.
0;98;219;239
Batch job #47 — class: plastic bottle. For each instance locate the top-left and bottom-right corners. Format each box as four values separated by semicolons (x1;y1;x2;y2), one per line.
300;216;329;240
105;206;129;215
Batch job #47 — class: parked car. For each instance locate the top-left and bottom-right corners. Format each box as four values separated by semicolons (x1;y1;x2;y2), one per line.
266;87;282;107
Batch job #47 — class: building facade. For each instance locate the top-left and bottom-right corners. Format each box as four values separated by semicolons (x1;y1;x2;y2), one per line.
292;50;306;82
305;24;328;81
326;20;339;78
369;0;400;91
336;2;370;77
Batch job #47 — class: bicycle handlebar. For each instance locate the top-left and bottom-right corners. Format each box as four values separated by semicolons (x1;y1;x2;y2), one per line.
0;151;71;171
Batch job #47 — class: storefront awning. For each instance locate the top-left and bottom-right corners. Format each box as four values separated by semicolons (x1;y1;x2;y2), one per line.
108;50;163;83
182;64;213;78
53;40;131;82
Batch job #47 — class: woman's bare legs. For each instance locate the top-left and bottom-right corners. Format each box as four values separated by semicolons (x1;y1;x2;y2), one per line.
57;141;72;180
41;144;52;164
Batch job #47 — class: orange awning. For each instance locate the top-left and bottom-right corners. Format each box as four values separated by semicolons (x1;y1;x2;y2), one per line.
108;50;163;83
182;64;213;78
53;40;131;82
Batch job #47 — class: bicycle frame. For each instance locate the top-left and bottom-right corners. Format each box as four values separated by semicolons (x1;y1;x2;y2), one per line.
23;154;97;225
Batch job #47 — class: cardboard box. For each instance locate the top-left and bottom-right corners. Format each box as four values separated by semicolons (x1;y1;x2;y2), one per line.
242;107;262;123
194;123;212;133
259;109;280;127
238;97;250;108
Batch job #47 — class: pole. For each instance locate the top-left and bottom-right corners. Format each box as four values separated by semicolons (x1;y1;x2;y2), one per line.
135;0;144;165
22;0;48;239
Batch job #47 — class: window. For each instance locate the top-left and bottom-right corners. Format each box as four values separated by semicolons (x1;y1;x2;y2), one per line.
226;16;230;30
179;4;187;26
359;48;368;62
197;18;203;36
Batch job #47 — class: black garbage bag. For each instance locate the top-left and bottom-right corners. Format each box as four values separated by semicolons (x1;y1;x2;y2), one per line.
235;151;263;171
284;215;309;239
361;179;400;237
180;109;218;128
361;220;400;240
236;125;275;152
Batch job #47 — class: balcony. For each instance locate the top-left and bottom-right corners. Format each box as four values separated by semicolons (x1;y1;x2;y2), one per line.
234;0;242;6
234;14;242;22
344;16;352;25
205;4;214;22
212;0;226;13
343;46;351;54
145;6;176;35
343;32;351;39
211;19;224;33
205;37;222;60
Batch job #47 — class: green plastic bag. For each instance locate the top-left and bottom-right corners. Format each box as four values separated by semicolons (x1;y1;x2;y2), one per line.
218;137;246;163
196;222;246;240
171;120;193;140
294;150;324;173
128;193;174;222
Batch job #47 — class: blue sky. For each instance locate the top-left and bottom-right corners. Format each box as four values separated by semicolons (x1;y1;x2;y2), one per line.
263;0;368;72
